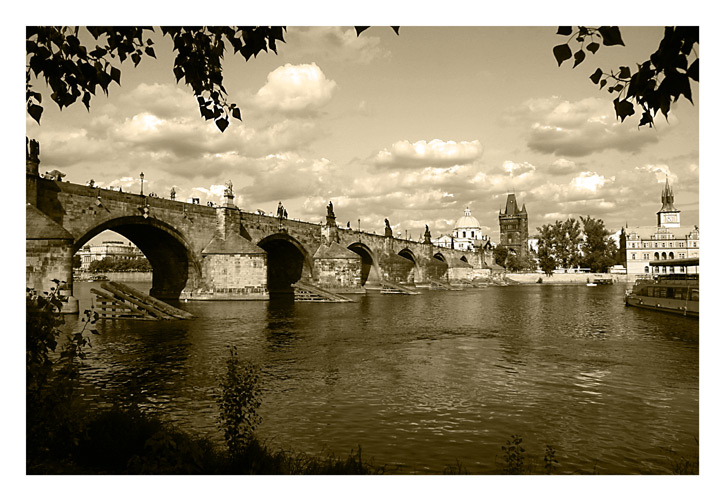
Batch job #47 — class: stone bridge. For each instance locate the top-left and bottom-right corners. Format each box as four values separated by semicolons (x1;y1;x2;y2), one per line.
26;153;494;311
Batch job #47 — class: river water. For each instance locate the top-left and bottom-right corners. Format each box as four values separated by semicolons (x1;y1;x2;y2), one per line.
67;281;699;474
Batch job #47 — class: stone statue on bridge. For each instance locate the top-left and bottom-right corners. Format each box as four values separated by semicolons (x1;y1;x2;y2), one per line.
326;201;336;227
277;202;288;219
170;187;176;200
384;218;393;238
424;224;432;245
224;180;234;198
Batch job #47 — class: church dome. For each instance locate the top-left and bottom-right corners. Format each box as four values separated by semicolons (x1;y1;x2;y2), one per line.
454;207;480;229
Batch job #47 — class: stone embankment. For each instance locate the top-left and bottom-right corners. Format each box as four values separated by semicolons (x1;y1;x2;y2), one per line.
506;272;630;284
75;271;152;282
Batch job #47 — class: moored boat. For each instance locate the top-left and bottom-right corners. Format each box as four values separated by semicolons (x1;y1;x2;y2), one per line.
624;257;698;318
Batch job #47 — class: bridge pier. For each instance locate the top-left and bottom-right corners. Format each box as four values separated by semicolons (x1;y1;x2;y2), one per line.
26;204;79;313
187;193;269;300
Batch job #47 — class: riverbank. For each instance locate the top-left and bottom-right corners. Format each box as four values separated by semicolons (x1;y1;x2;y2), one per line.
506;272;630;284
74;271;152;282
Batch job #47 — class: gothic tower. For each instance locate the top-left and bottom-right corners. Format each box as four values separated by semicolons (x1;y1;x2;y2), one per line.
498;193;529;256
656;177;681;228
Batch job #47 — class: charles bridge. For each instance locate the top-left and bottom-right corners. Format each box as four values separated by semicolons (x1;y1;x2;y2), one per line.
26;147;495;312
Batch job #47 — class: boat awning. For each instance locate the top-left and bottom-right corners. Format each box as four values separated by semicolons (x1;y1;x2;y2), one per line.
649;257;699;267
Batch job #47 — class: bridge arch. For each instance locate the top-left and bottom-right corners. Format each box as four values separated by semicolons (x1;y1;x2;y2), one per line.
257;233;314;295
397;248;419;282
74;215;202;300
347;242;382;286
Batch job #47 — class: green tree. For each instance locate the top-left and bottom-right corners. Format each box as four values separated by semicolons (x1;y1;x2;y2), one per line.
493;245;509;268
536;218;582;273
535;226;558;276
553;218;582;269
579;216;618;273
553;26;698;126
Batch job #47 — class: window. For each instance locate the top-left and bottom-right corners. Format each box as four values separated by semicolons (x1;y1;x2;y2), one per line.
679;242;684;248
654;252;660;260
669;266;675;273
643;242;648;248
644;266;649;273
669;242;673;247
678;253;685;259
680;266;685;273
654;242;658;248
644;253;650;260
462;231;466;238
631;253;637;260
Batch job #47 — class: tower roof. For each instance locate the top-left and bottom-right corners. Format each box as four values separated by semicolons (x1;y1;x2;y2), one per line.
503;193;521;216
659;176;678;213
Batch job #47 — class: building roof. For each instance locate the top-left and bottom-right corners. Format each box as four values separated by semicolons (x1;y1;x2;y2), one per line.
626;225;698;240
454;207;480;229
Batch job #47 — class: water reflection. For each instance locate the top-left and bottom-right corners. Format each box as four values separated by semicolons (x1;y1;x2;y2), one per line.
68;281;698;474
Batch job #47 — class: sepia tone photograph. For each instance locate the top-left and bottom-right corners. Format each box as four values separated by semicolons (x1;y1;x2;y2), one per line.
19;2;712;496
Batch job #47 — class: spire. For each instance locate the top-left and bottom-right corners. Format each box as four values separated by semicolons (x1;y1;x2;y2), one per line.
659;176;677;212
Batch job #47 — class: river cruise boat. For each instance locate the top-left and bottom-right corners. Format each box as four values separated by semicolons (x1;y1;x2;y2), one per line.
624;257;698;318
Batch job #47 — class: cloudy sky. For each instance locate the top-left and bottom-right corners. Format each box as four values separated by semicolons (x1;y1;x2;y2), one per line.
26;24;700;243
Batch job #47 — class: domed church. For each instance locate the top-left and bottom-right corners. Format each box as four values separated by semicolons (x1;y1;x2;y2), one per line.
433;207;492;251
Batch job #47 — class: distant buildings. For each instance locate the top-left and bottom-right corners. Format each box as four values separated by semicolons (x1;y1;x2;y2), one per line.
78;240;145;270
432;207;493;251
623;178;699;275
498;193;529;257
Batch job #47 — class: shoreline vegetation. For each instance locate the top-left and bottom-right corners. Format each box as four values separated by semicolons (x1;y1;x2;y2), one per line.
26;285;697;475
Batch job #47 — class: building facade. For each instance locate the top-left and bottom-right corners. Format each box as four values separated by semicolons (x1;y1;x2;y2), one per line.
624;178;699;275
498;193;528;257
78;240;145;270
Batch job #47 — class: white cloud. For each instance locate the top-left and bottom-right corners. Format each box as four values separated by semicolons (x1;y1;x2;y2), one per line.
280;27;392;65
375;139;483;168
512;96;663;156
503;160;536;177
571;171;606;193
255;63;337;114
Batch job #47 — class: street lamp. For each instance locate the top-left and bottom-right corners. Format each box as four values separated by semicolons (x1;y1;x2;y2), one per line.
140;172;145;196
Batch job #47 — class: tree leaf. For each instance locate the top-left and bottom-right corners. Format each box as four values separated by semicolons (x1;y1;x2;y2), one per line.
618;66;631;79
598;26;625;46
553;44;572;67
145;46;156;58
573;50;585;68
556;26;573;36
586;42;599;54
231;107;241;121
215;116;229;132
687;58;699;82
589;68;603;84
28;103;43;123
355;27;369;36
613;98;635;122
